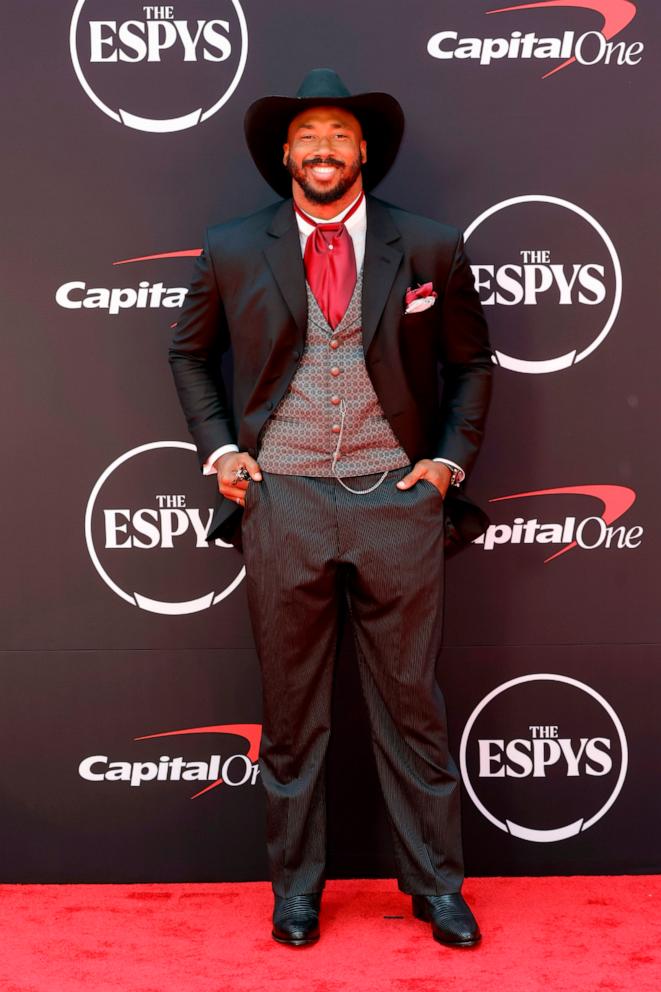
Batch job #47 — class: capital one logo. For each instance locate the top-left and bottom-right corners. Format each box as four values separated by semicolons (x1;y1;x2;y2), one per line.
428;2;643;78
473;484;643;562
85;441;244;614
465;195;622;374
460;674;628;842
56;247;199;316
79;722;261;799
70;1;248;132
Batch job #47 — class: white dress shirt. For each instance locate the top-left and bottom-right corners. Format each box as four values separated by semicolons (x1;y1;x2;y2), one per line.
203;193;464;483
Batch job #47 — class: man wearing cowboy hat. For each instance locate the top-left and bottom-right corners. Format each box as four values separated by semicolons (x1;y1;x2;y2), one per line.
169;68;492;948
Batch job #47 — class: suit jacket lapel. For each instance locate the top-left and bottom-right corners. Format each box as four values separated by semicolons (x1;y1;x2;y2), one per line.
263;199;307;347
362;196;403;355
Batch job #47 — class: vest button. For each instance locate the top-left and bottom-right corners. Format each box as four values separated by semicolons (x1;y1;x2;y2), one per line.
330;339;339;349
330;366;341;376
331;424;341;433
266;400;273;410
293;349;300;359
330;395;341;405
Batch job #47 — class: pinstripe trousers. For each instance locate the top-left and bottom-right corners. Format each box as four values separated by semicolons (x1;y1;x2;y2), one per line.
241;464;464;897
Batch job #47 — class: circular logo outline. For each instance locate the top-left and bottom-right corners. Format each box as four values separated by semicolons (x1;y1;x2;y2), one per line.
69;0;248;133
464;194;622;374
85;441;245;614
459;673;628;842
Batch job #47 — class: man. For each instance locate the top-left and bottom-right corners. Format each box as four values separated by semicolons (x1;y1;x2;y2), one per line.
169;68;492;948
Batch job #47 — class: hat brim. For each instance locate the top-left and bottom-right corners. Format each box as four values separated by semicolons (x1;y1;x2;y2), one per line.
244;92;404;200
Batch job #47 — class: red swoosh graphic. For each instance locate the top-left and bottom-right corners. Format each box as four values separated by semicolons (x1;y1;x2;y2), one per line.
489;484;636;562
486;0;637;77
135;723;262;799
113;249;202;266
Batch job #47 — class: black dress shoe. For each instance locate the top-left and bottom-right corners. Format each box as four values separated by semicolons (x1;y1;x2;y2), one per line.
412;893;481;947
272;893;321;946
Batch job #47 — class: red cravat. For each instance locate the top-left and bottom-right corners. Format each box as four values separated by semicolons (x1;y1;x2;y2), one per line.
295;193;364;329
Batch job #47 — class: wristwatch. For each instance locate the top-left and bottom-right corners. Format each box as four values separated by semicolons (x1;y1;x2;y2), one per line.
448;465;462;488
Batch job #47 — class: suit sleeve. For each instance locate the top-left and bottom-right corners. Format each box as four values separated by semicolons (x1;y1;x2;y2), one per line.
434;232;493;478
168;229;237;470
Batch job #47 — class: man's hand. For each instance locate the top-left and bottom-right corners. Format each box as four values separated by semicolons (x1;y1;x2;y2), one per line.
215;451;262;507
396;459;451;499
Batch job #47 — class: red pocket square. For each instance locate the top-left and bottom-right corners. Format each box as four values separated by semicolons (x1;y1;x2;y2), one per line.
404;283;438;314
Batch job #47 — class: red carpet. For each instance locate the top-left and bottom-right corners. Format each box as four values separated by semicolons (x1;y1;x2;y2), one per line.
2;876;659;992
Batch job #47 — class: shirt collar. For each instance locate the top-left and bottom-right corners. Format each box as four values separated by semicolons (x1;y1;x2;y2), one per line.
294;192;366;237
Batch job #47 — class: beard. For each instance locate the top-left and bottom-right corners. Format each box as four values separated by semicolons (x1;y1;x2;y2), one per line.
285;153;363;205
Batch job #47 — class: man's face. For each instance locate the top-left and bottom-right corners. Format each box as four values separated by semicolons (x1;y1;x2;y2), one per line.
283;106;367;205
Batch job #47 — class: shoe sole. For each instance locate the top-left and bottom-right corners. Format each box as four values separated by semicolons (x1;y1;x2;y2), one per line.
431;932;481;948
271;931;320;947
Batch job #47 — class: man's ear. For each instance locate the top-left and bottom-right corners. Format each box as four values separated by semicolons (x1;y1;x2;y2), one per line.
360;139;367;165
282;143;289;166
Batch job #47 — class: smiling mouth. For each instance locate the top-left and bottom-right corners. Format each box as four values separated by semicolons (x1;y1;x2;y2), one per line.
305;163;341;181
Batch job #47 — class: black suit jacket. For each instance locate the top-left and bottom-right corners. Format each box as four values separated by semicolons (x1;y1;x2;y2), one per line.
169;194;493;550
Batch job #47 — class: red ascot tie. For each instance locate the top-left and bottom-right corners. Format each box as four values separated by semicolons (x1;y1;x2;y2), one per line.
295;193;364;329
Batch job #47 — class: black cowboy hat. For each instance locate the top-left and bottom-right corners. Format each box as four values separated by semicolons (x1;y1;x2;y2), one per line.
244;68;405;200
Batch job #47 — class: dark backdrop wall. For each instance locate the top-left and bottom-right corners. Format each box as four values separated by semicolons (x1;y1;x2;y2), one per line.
2;0;659;881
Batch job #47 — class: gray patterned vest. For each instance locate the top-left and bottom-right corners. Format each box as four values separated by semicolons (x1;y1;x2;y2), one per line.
257;269;409;478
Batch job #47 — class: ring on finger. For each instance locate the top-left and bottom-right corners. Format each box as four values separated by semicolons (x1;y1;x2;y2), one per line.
232;466;251;484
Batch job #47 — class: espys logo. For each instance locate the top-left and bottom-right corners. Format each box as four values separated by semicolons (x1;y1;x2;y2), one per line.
460;674;628;842
474;484;643;562
465;195;622;374
56;247;199;317
428;1;643;78
85;441;244;614
70;1;248;132
79;723;261;799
